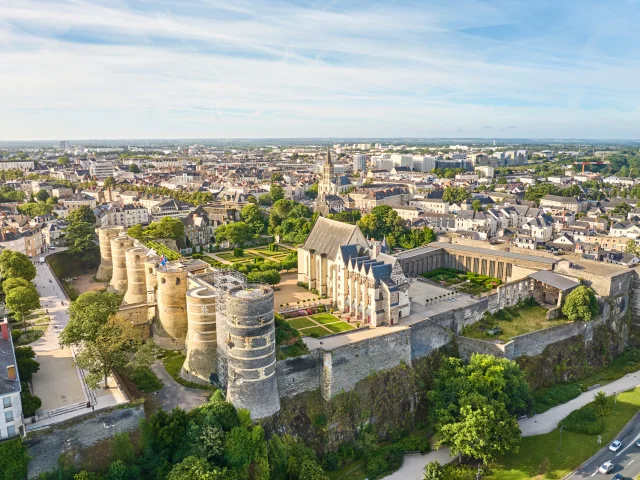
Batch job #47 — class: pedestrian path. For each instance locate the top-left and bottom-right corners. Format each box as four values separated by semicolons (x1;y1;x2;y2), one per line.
27;252;127;431
383;369;640;479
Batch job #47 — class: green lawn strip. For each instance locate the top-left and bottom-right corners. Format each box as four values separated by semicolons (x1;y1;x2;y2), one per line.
160;350;215;391
489;387;640;479
325;322;356;333
128;366;163;393
310;313;340;325
299;326;332;337
463;305;570;342
287;317;317;329
14;330;43;346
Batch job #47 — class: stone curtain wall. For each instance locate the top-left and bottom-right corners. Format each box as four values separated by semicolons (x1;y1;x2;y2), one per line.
409;320;453;360
457;336;507;361
276;351;322;398
321;328;412;400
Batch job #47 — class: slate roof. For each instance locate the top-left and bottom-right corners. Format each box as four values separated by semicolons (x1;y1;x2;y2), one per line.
302;216;359;259
528;271;579;291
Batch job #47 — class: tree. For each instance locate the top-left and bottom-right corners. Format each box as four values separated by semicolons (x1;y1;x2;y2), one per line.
471;199;482;212
17;202;54;217
305;183;318;199
57;156;70;166
214;222;254;246
166;456;225;480
562;285;599;321
438;400;521;464
36;189;50;202
428;354;532;429
15;346;40;381
2;277;31;296
442;186;471;204
270;184;285;202
67;205;96;225
61;291;122;345
241;204;266;236
0;250;36;281
5;286;40;323
613;202;632;215
271;173;284;182
65;221;100;266
74;315;145;388
625;239;639;256
247;269;280;285
20;387;42;417
128;163;141;174
103;176;116;190
0;439;29;480
423;461;444;480
144;217;185;240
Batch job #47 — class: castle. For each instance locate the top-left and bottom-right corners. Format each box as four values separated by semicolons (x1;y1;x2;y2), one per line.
95;227;280;419
96;220;639;422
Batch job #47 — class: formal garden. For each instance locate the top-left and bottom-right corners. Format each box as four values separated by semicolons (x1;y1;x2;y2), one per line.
422;267;502;295
286;312;356;338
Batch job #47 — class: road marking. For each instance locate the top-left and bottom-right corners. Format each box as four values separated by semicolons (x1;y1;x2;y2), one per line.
617;433;640;456
591;471;597;477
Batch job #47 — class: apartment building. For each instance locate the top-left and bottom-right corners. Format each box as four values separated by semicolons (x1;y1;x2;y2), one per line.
63;193;98;211
0;320;23;439
149;198;193;221
96;203;150;228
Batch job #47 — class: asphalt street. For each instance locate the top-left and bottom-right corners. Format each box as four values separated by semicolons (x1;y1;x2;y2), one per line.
568;415;640;479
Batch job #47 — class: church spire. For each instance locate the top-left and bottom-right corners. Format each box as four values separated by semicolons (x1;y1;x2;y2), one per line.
325;146;332;165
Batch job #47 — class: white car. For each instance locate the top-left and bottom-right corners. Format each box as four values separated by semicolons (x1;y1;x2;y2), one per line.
609;440;622;452
599;461;614;474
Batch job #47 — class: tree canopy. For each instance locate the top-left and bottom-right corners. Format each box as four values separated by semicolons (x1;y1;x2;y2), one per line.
0;250;36;281
562;285;599;321
214;222;255;246
60;291;122;346
442;186;471;204
356;205;435;249
129;217;185;241
67;205;96;225
5;286;40;322
65;221;100;266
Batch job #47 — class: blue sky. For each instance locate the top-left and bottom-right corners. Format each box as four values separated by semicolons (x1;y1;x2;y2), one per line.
1;0;639;140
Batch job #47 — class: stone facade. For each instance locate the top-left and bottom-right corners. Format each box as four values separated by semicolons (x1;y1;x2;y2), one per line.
298;217;411;326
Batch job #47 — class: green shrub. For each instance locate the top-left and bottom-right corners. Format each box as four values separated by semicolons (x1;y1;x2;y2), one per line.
128;366;163;393
533;383;583;413
563;404;603;434
365;445;403;479
20;383;42;417
0;439;29;479
11;329;23;341
396;432;431;453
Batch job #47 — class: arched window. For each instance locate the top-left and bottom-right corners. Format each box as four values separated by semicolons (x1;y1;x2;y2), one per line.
161;278;166;284
176;278;180;285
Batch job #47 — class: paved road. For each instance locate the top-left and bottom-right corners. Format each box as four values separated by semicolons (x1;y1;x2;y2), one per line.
31;254;88;412
148;361;209;412
567;415;640;479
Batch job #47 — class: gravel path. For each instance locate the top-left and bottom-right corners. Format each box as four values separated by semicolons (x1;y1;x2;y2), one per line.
148;361;210;412
26;406;145;479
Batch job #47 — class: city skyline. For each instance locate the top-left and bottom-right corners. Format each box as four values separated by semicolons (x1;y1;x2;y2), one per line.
2;0;640;140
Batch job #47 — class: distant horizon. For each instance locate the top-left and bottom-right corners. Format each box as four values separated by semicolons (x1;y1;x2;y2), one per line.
2;137;640;150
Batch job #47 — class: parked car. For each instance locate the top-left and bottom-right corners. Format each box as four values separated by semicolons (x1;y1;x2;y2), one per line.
610;440;623;452
636;439;640;447
599;462;615;474
611;474;624;480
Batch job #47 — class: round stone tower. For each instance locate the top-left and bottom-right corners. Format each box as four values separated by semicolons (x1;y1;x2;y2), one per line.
144;256;158;301
96;227;124;282
154;266;188;346
108;234;134;295
184;286;218;384
224;284;280;419
123;246;149;305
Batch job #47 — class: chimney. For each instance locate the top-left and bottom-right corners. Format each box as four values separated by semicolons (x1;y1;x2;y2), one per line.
7;365;16;381
0;319;8;341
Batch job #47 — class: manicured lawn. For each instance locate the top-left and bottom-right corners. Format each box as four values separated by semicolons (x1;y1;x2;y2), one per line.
160;350;215;391
489;387;640;479
325;322;356;333
300;326;332;338
288;317;317;329
310;313;341;325
463;303;571;342
216;251;257;263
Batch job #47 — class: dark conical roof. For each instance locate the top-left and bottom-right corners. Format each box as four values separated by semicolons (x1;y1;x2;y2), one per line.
325;147;332;165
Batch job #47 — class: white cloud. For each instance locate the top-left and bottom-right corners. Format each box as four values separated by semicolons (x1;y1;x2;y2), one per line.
1;0;639;139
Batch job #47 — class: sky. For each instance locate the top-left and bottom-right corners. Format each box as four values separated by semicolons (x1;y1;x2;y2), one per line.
2;0;640;140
